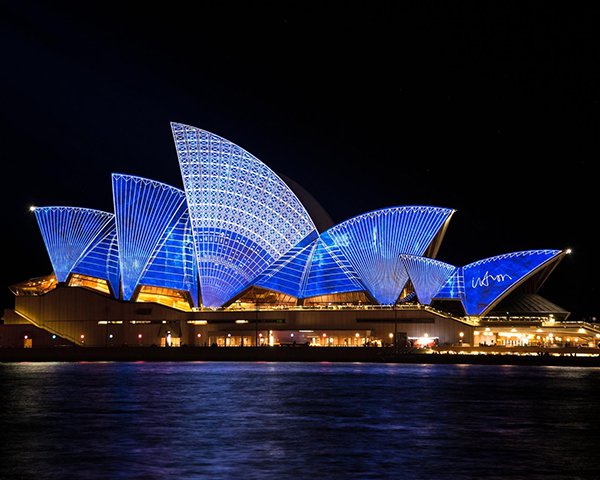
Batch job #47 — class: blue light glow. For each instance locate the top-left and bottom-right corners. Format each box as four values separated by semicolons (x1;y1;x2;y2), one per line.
112;174;188;301
399;254;457;305
254;235;318;297
139;209;199;307
171;123;318;307
433;268;465;300
29;122;569;315
302;237;365;298
71;222;120;296
322;207;455;304
462;250;562;316
34;207;114;283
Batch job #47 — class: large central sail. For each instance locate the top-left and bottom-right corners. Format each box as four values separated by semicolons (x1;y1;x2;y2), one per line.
171;123;318;308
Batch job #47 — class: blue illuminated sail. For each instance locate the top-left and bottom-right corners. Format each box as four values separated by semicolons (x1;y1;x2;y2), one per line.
433;268;465;301
323;206;454;304
34;206;114;283
139;210;199;307
301;235;366;298
71;221;120;296
171;123;318;308
253;234;319;297
462;250;562;316
112;174;188;301
399;254;457;305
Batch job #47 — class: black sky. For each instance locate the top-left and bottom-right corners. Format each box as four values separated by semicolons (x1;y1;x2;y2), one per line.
1;1;598;319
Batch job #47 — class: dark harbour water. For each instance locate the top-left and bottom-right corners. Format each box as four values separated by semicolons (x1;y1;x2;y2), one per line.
1;362;599;480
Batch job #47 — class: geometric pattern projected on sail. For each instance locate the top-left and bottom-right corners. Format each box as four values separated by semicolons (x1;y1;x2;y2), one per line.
71;220;120;297
302;235;368;298
112;174;187;301
399;254;457;305
253;234;319;298
433;268;464;301
462;249;561;316
139;210;199;307
171;122;318;308
33;206;114;283
324;206;454;304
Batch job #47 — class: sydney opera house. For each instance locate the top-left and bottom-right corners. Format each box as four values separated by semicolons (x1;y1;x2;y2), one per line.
3;122;589;350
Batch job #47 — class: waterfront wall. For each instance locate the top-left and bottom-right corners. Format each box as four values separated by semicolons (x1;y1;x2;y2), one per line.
8;286;473;347
1;345;599;366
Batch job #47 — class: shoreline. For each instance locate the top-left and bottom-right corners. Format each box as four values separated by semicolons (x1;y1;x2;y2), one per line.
1;346;600;367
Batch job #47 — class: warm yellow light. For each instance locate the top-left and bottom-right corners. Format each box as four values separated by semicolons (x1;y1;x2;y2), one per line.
389;333;394;339
235;319;248;324
578;328;585;334
459;332;464;338
29;205;36;212
565;248;572;254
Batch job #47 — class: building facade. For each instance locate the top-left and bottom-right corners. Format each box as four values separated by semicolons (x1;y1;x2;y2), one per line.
5;122;585;349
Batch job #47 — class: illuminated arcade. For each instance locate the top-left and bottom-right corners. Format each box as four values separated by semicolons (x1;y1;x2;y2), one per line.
4;122;592;351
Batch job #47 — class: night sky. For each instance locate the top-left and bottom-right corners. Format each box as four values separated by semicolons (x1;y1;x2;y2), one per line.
2;2;598;319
